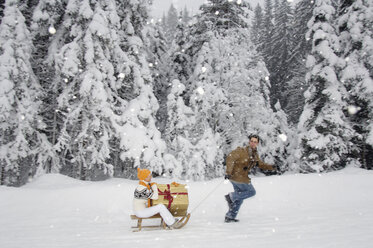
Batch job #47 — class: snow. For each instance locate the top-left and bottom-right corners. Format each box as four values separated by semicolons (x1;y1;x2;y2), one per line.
347;105;361;115
196;86;205;95
1;168;372;248
48;26;56;34
278;133;287;142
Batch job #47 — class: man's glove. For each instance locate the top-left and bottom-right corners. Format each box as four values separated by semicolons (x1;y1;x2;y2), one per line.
224;174;231;180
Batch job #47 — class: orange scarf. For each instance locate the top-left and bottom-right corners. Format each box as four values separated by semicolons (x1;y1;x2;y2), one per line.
139;181;156;207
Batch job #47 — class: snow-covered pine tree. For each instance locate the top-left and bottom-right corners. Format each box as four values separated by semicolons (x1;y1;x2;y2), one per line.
113;0;167;177
52;0;125;180
163;79;196;179
17;0;38;27
186;50;226;179
338;0;373;169
270;0;293;108
161;13;167;32
182;6;192;24
164;3;179;43
0;0;43;186
0;0;5;23
251;4;264;51
273;0;280;22
144;21;171;136
273;101;292;173
168;0;251;179
293;0;356;172
167;0;289;177
198;0;251;30
168;20;194;92
186;29;289;175
283;0;314;124
31;0;66;89
166;22;224;180
30;0;67;174
45;0;166;180
262;0;275;76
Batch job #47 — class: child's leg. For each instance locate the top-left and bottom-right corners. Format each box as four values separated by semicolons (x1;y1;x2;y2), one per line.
135;205;175;226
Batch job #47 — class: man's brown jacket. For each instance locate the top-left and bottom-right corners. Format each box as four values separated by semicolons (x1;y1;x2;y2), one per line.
226;146;274;184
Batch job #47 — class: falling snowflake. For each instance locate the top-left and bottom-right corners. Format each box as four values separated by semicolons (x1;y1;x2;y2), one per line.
279;134;287;142
196;87;205;95
118;73;125;79
347;105;360;115
201;67;207;73
48;26;56;34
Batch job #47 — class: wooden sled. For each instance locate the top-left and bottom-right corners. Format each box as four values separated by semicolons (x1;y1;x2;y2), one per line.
131;183;190;232
131;213;191;232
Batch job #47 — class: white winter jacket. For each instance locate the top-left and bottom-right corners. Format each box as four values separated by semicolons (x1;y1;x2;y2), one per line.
133;181;159;211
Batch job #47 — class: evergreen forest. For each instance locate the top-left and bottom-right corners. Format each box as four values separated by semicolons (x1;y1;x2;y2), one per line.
0;0;372;186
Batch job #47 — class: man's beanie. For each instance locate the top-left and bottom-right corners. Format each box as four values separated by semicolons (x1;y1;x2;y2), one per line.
137;168;151;180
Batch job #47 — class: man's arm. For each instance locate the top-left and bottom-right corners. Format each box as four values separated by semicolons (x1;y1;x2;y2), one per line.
226;149;239;176
257;158;275;171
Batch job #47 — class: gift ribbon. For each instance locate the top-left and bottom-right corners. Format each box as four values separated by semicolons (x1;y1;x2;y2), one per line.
158;183;188;210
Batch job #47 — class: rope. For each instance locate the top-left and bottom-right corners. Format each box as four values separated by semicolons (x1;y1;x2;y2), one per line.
189;179;225;214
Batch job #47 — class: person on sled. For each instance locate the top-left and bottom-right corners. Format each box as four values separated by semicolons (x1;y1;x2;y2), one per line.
133;168;183;229
224;134;275;223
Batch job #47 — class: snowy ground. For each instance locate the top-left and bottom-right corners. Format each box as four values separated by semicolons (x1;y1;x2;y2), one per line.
1;167;372;248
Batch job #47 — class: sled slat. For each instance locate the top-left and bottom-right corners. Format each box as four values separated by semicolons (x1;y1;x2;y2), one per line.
130;214;165;231
130;213;190;231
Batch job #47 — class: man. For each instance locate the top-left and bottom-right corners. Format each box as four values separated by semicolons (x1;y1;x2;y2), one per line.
224;134;275;223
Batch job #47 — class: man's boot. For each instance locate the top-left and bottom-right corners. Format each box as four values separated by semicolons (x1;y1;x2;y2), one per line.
225;194;234;209
224;217;239;223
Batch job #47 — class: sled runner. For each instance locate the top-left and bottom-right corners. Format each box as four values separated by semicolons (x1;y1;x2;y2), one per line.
131;182;191;232
130;212;191;232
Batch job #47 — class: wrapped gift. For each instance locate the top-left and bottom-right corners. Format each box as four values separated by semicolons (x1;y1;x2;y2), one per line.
152;182;189;216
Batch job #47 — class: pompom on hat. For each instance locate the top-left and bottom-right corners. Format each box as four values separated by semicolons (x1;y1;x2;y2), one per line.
137;168;151;180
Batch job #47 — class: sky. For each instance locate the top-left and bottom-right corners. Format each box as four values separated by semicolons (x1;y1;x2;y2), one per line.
150;0;264;18
151;0;206;18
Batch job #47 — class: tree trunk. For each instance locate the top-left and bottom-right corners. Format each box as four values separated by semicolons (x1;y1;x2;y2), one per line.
0;162;4;185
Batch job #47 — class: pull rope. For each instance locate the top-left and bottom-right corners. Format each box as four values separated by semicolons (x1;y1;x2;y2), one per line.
189;179;225;214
